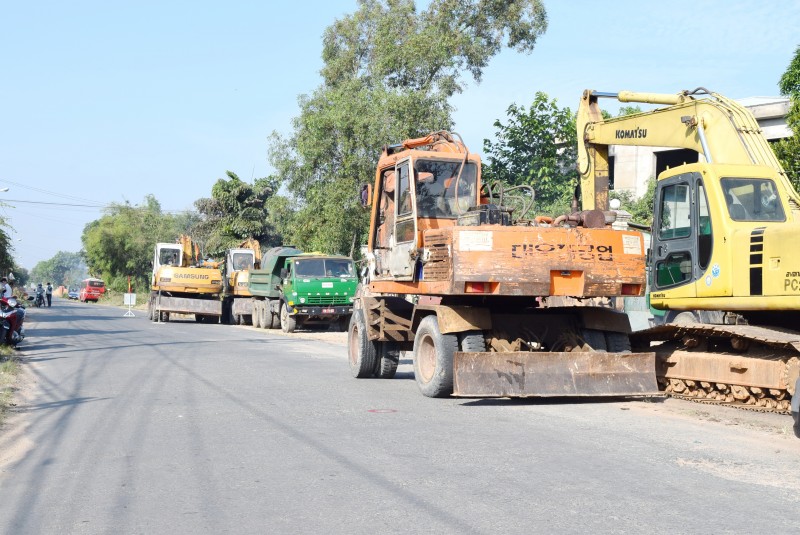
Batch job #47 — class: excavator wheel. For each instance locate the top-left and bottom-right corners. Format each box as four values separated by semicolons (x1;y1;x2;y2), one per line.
605;332;632;353
349;309;377;378
413;315;458;397
459;331;486;352
580;328;607;351
374;341;400;379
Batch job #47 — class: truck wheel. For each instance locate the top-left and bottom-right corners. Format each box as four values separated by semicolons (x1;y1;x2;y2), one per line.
374;341;400;379
268;302;280;329
413;315;457;397
349;309;377;378
160;311;170;323
251;302;261;328
605;332;632;353
237;313;247;325
580;328;606;351
259;302;269;329
280;304;296;333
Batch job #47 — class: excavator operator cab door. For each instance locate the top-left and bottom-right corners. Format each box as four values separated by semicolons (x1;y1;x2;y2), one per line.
388;159;418;280
651;171;713;298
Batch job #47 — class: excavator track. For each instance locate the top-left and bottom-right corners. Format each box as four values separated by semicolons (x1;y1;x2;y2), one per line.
632;323;800;414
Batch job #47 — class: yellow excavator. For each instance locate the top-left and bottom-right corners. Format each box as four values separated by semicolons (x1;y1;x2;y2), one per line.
148;235;224;323
221;238;261;324
578;88;800;432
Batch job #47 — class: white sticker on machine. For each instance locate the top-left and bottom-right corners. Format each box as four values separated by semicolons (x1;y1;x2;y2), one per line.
459;230;493;251
622;235;642;255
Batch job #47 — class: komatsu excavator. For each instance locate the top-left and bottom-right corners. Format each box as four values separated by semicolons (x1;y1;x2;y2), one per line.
349;130;658;399
578;88;800;432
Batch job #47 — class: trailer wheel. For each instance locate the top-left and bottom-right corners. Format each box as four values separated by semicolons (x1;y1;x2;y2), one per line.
605;332;632;353
348;309;377;378
670;311;698;325
580;328;607;351
413;315;457;397
374;341;400;379
280;303;297;333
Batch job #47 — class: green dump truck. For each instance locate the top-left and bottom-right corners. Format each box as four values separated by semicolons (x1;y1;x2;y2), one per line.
247;247;358;333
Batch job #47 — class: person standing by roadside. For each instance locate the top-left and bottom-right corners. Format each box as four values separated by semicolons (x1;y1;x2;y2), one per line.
45;282;53;307
0;277;11;298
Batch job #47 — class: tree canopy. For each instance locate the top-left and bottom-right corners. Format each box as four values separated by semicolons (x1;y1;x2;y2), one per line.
81;195;186;292
775;44;800;190
192;171;280;257
30;251;86;288
482;92;577;214
269;0;548;254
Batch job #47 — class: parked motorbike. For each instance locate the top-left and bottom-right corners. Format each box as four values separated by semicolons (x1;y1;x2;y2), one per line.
1;296;26;346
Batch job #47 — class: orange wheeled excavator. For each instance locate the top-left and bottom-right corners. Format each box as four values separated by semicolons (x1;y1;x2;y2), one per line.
348;131;658;399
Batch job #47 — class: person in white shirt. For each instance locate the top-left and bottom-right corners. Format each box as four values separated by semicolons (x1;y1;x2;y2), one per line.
0;277;11;298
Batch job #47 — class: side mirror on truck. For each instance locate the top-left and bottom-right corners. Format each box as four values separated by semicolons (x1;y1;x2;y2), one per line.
280;268;288;279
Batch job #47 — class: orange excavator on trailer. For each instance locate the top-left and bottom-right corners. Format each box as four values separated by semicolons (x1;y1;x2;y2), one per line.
348;130;658;399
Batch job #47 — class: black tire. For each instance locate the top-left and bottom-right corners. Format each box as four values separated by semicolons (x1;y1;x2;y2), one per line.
160;311;170;323
605;331;632;353
268;302;280;329
413;315;458;397
348;308;377;378
259;301;269;329
374;341;400;379
458;331;486;352
280;303;296;333
580;328;607;351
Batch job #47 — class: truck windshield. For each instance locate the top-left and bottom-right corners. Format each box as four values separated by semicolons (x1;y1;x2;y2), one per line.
414;159;478;218
294;258;355;278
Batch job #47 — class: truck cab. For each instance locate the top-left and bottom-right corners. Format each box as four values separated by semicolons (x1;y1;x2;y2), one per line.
278;254;358;332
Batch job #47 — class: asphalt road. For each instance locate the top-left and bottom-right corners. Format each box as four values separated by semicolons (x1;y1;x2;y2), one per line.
2;298;800;535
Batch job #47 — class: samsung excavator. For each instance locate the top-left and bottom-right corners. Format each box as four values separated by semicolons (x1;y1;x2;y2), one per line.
148;235;224;324
349;130;659;400
578;88;800;435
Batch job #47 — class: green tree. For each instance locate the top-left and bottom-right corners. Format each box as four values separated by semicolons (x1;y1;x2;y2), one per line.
482;92;576;214
610;177;656;227
81;195;184;292
269;0;548;254
618;105;643;117
774;44;800;190
192;171;280;257
30;251;86;287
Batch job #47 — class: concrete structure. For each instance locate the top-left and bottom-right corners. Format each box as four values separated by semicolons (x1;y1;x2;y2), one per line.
610;97;792;198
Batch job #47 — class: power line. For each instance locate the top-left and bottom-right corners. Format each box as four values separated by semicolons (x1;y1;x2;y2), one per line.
0;178;106;207
2;199;106;208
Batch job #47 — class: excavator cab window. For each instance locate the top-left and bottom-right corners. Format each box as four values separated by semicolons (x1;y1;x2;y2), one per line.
697;183;712;271
721;178;785;222
657;184;691;240
413;159;478;218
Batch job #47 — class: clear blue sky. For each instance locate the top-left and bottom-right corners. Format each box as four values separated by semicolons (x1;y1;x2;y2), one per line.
2;0;799;270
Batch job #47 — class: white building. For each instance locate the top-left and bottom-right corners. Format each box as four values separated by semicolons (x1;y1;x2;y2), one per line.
610;97;792;198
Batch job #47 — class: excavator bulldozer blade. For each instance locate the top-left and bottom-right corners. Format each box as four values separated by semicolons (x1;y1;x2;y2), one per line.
452;351;658;397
